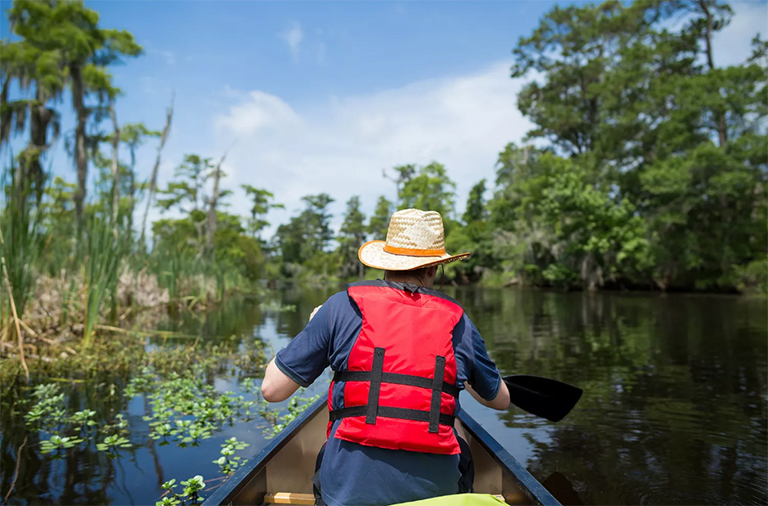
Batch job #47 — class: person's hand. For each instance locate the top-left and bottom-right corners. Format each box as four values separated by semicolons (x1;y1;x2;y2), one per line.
309;305;322;321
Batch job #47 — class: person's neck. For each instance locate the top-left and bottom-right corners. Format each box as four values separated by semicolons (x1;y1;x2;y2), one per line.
384;273;428;287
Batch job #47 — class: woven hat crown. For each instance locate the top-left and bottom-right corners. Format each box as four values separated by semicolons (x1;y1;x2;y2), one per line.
385;209;445;252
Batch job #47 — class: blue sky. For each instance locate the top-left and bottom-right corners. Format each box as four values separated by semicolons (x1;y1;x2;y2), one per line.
1;0;766;237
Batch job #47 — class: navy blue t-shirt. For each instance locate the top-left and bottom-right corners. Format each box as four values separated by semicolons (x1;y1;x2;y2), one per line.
275;281;502;506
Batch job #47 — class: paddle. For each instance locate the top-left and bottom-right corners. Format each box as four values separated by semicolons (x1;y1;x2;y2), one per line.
503;375;583;422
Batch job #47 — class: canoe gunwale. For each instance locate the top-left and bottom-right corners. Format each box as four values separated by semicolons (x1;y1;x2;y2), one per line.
457;410;560;506
203;394;562;506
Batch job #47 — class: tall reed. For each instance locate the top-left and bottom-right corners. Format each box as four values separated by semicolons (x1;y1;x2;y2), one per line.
0;168;44;335
80;212;126;346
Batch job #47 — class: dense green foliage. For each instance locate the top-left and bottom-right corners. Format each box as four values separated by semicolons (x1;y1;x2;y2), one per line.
483;0;767;292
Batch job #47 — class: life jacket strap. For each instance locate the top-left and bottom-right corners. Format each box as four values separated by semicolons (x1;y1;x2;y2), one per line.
332;371;460;397
429;355;446;433
329;405;456;428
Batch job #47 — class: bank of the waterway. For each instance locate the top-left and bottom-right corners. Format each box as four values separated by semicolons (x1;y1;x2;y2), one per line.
1;288;766;505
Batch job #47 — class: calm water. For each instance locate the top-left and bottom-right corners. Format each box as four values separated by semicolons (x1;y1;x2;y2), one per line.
1;287;766;505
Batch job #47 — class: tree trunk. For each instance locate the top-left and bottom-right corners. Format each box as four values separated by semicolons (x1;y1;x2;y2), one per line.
140;94;174;247
109;99;121;234
698;0;728;147
19;87;50;202
71;64;88;227
205;152;228;260
127;148;136;239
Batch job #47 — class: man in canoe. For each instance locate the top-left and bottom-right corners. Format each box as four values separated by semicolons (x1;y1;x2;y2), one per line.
262;208;511;506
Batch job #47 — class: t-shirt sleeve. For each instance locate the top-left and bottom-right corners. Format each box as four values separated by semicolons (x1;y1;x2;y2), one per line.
466;319;502;401
275;301;332;388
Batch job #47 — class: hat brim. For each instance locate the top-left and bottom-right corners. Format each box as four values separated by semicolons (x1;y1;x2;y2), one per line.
358;240;470;271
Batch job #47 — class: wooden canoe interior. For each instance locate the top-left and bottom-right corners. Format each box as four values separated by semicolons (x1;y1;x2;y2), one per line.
224;403;536;506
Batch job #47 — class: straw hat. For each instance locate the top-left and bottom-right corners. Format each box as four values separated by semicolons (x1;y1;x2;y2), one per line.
358;209;470;271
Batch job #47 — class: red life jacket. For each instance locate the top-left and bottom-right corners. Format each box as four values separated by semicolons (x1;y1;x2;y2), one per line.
328;280;464;455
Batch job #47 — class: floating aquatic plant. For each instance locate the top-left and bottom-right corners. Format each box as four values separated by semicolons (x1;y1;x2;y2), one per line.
181;475;206;503
40;435;84;455
240;377;259;395
96;434;132;453
24;383;67;431
124;367;156;397
213;437;249;474
262;392;320;439
139;374;258;447
156;475;206;506
150;423;174;444
70;410;97;433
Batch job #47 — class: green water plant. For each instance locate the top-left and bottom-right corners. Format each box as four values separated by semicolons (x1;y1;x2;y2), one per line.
158;479;182;506
156;496;180;506
181;475;206;503
24;383;67;431
70;409;97;433
124;367;156;397
213;437;249;474
140;373;258;446
96;434;131;453
99;413;129;435
262;392;320;439
150;422;173;444
186;423;213;443
240;377;260;395
40;435;84;455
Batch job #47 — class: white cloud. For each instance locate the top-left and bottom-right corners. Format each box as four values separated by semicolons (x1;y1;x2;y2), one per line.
280;23;304;60
215;90;302;137
214;61;530;235
714;1;766;66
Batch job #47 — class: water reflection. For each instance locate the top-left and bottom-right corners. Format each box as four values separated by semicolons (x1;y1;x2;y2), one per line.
1;287;765;505
454;287;767;505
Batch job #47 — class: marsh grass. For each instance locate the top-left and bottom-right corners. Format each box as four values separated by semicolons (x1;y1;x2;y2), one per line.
0;168;45;339
81;213;127;346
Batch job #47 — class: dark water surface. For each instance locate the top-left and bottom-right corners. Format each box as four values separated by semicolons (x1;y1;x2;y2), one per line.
1;287;766;505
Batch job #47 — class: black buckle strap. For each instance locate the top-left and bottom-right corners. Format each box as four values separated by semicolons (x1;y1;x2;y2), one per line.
333;371;460;397
329;405;455;427
366;348;386;424
429;356;446;433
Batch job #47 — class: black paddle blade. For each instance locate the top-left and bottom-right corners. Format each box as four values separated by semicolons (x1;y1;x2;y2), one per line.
503;374;583;422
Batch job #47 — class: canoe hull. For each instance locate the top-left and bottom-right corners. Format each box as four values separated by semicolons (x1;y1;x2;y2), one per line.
203;395;561;506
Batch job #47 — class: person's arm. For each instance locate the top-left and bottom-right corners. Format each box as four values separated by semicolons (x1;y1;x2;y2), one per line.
262;358;301;402
464;317;509;411
262;303;329;403
464;380;509;410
